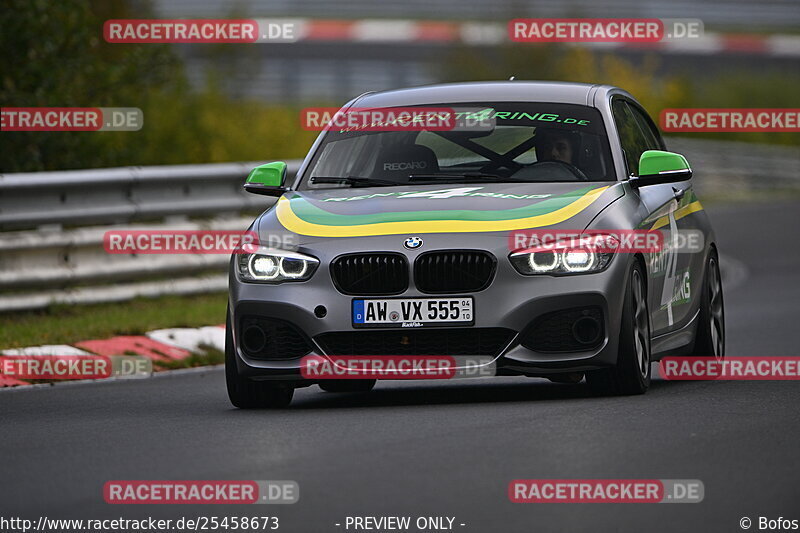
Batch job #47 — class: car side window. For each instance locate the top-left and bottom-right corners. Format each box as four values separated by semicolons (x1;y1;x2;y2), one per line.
612;99;649;176
627;103;665;152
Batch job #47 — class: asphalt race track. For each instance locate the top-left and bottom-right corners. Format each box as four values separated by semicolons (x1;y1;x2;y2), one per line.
2;199;799;533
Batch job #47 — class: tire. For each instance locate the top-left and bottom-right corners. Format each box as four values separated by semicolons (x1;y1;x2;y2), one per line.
319;379;377;393
689;250;725;359
225;306;294;408
586;261;651;395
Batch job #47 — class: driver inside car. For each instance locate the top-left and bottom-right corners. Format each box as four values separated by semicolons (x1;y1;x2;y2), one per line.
504;128;588;181
534;129;580;166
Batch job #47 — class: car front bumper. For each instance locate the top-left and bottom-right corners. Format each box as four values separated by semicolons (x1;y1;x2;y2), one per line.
229;234;634;382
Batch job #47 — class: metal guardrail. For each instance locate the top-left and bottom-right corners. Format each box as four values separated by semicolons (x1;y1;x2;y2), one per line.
0;161;300;230
667;138;800;195
0;217;249;312
0;161;300;312
0;139;798;312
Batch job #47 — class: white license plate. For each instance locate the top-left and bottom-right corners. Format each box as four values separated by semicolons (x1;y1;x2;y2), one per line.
353;297;474;328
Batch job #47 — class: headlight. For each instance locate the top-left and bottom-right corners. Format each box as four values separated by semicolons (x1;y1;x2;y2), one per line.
236;247;319;283
509;235;615;275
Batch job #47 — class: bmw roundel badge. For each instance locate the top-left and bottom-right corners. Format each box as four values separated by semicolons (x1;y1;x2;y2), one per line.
403;237;423;249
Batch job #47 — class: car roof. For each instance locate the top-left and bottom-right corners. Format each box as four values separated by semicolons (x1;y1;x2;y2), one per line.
351;81;619;108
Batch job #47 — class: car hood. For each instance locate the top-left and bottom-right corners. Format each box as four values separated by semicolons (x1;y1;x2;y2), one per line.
258;182;624;242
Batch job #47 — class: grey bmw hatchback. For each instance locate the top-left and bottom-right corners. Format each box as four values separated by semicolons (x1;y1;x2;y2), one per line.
225;81;724;407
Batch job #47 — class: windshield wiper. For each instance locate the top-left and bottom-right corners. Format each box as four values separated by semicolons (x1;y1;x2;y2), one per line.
310;176;399;187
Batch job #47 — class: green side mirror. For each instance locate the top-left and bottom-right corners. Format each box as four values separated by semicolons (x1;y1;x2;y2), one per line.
244;161;288;196
632;150;692;187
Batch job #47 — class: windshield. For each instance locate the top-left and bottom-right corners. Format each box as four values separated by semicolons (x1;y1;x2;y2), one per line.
299;102;614;190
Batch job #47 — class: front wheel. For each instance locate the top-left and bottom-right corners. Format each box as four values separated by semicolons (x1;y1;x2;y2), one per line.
586;261;651;395
225;307;294;408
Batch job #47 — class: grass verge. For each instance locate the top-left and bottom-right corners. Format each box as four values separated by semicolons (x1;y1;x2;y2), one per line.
0;292;227;350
